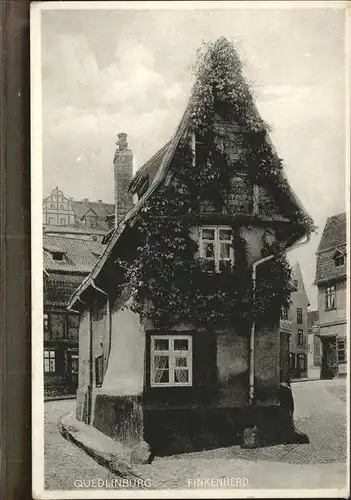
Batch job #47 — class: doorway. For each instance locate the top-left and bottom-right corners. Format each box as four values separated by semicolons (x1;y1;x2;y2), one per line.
67;351;79;394
321;336;337;379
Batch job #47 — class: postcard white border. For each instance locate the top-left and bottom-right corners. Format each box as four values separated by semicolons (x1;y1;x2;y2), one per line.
31;1;350;499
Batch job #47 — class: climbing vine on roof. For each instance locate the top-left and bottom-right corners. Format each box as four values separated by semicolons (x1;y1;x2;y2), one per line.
116;37;311;329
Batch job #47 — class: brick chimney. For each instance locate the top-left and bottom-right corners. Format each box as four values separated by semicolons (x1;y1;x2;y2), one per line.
113;132;134;227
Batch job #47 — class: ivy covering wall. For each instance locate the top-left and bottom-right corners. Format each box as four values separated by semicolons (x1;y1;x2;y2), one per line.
117;38;314;330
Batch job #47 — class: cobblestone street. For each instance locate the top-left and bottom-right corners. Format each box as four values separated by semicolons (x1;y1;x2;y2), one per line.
44;378;347;491
44;400;117;490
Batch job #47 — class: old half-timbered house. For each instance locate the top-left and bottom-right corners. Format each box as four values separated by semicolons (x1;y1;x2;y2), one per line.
43;235;104;396
68;38;313;455
315;212;347;379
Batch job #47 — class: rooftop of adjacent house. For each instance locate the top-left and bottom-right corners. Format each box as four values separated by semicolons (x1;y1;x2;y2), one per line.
317;212;346;253
70;199;114;221
128;141;170;194
315;212;347;285
44;224;107;236
44;273;87;308
291;261;310;305
43;234;104;274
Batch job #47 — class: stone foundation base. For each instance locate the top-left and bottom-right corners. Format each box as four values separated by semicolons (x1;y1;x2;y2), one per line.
241;410;309;448
144;405;306;456
93;393;144;449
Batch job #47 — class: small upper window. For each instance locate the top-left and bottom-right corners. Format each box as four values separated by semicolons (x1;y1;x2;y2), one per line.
84;215;97;227
333;249;345;267
191;132;209;167
51;251;65;261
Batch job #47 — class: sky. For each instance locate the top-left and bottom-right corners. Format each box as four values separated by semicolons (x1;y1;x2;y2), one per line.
39;3;347;309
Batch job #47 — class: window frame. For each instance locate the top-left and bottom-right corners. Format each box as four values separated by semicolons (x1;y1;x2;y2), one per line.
296;308;303;324
333;249;346;267
199;226;234;273
337;339;346;364
44;349;56;373
191;132;208;168
150;335;193;388
335;255;345;267
51;251;65;262
325;285;336;311
84;214;98;227
297;329;304;346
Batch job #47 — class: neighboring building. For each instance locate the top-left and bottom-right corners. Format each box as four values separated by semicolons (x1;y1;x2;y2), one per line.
307;310;321;369
42;136;135;396
43;187;76;226
315;212;347;379
284;263;310;379
42;135;135;396
43;186;115;236
43;235;104;397
68;39;312;455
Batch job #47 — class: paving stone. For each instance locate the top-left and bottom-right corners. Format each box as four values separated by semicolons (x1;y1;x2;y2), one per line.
44;379;347;491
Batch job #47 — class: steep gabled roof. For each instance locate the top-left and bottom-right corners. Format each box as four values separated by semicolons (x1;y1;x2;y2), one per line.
291;261;310;306
70;200;114;221
317;212;346;253
67;41;312;310
68;101;310;309
315;212;347;285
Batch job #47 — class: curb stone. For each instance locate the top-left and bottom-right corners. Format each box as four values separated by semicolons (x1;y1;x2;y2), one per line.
290;378;320;384
45;395;77;402
57;412;148;480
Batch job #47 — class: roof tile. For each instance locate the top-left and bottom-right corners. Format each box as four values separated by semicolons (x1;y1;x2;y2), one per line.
43;235;103;274
315;213;347;284
44;273;86;307
317;212;346;252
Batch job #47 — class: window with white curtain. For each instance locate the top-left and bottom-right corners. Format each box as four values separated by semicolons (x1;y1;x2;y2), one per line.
200;226;234;272
150;335;192;387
